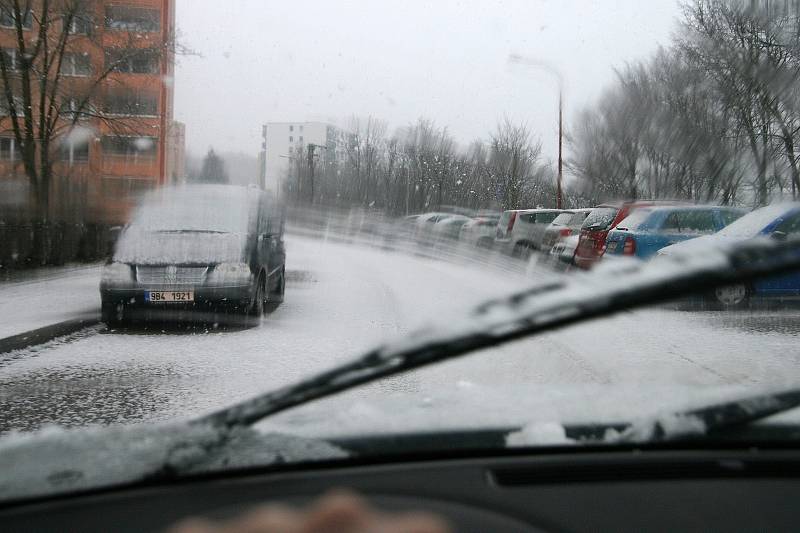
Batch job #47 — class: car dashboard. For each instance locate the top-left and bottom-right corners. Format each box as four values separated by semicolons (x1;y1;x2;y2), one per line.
3;444;800;532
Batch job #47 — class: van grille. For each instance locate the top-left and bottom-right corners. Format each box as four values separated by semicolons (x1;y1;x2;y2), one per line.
136;266;208;285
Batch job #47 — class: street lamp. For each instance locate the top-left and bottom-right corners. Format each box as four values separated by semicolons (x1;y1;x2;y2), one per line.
508;53;564;210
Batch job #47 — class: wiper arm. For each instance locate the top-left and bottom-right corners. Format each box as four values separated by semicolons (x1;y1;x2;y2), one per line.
195;237;800;432
615;388;800;443
155;229;229;234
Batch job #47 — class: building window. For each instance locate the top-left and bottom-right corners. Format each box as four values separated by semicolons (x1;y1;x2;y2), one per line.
2;49;22;71
0;96;25;117
0;7;32;30
105;6;160;32
60;52;93;77
289;136;293;143
299;136;303;143
0;137;21;161
289;125;294;132
64;13;94;36
60;97;97;121
104;90;158;116
299;125;304;132
106;49;160;74
101;135;158;160
59;137;90;164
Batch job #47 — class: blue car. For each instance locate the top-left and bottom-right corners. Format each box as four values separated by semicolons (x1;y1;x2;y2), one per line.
658;202;800;307
604;206;745;260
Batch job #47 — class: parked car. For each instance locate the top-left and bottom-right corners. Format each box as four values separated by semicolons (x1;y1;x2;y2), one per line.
574;201;676;269
412;212;456;244
431;214;473;242
604;205;746;260
658;202;800;307
495;208;562;257
540;208;593;252
459;214;500;247
100;185;286;325
549;234;581;270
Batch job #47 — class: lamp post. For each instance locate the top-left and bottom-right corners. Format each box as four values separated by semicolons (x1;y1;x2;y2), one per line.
508;54;564;209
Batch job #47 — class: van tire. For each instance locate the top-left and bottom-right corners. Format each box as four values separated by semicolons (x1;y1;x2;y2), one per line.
248;275;266;318
101;301;126;328
266;267;285;312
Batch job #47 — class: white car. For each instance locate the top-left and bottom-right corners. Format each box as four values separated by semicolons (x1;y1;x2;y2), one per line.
414;213;463;244
459;215;500;247
495;209;562;257
431;215;473;242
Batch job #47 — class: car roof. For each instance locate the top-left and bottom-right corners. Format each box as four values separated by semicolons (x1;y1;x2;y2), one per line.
638;205;744;213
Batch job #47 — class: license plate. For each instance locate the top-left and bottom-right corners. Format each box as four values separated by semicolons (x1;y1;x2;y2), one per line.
145;291;194;303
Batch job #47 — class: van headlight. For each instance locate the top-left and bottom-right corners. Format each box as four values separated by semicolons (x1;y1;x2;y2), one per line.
209;263;253;284
214;263;251;275
101;263;133;284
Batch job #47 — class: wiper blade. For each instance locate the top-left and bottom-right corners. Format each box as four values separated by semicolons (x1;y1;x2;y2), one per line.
614;388;800;443
155;229;229;234
197;237;800;431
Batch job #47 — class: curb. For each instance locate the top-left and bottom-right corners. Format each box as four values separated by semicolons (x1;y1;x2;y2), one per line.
0;315;101;356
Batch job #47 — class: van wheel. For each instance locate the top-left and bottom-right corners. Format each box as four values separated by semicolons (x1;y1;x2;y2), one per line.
101;301;126;328
248;276;266;317
266;267;285;312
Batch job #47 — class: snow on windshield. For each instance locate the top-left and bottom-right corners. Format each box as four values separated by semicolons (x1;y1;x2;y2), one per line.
582;208;618;231
715;204;795;238
130;186;256;234
7;0;800;504
615;208;654;231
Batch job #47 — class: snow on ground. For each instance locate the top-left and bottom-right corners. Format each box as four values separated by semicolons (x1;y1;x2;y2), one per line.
1;234;800;439
0;264;101;339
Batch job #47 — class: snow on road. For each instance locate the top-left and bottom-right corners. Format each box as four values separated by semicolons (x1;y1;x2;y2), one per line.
0;264;101;339
1;234;800;437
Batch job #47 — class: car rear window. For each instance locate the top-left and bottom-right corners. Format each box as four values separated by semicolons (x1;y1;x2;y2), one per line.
720;209;745;226
568;211;590;228
662;210;716;233
615;208;654;231
551;213;575;226
537;212;559;224
582;207;618;231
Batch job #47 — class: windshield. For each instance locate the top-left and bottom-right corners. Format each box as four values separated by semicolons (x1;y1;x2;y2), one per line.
5;0;800;503
582;208;618;231
615;208;654;231
716;204;795;238
129;187;255;234
551;213;575;226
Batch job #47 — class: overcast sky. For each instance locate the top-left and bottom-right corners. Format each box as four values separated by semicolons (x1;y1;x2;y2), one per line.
174;0;682;162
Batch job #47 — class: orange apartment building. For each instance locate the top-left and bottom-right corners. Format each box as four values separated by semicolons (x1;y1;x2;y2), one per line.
0;0;183;225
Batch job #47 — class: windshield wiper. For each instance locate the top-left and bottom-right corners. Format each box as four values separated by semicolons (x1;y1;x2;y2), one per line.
196;236;800;432
155;229;229;234
615;388;800;443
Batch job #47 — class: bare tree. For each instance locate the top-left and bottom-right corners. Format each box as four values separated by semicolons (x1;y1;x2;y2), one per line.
0;0;176;259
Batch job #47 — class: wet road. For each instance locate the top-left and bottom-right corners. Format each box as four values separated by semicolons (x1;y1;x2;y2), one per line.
1;235;800;436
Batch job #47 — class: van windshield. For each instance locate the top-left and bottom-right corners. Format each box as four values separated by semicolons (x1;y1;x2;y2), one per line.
131;188;254;234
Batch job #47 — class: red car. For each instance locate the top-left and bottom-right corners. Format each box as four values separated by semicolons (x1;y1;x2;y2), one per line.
574;201;674;269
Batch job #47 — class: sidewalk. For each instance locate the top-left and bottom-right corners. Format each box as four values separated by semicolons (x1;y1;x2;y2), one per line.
0;264;102;339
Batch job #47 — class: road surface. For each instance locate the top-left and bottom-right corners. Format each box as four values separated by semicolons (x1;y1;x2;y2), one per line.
1;234;800;437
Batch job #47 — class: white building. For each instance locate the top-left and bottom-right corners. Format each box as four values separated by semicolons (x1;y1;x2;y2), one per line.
731;0;800;15
260;122;349;193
